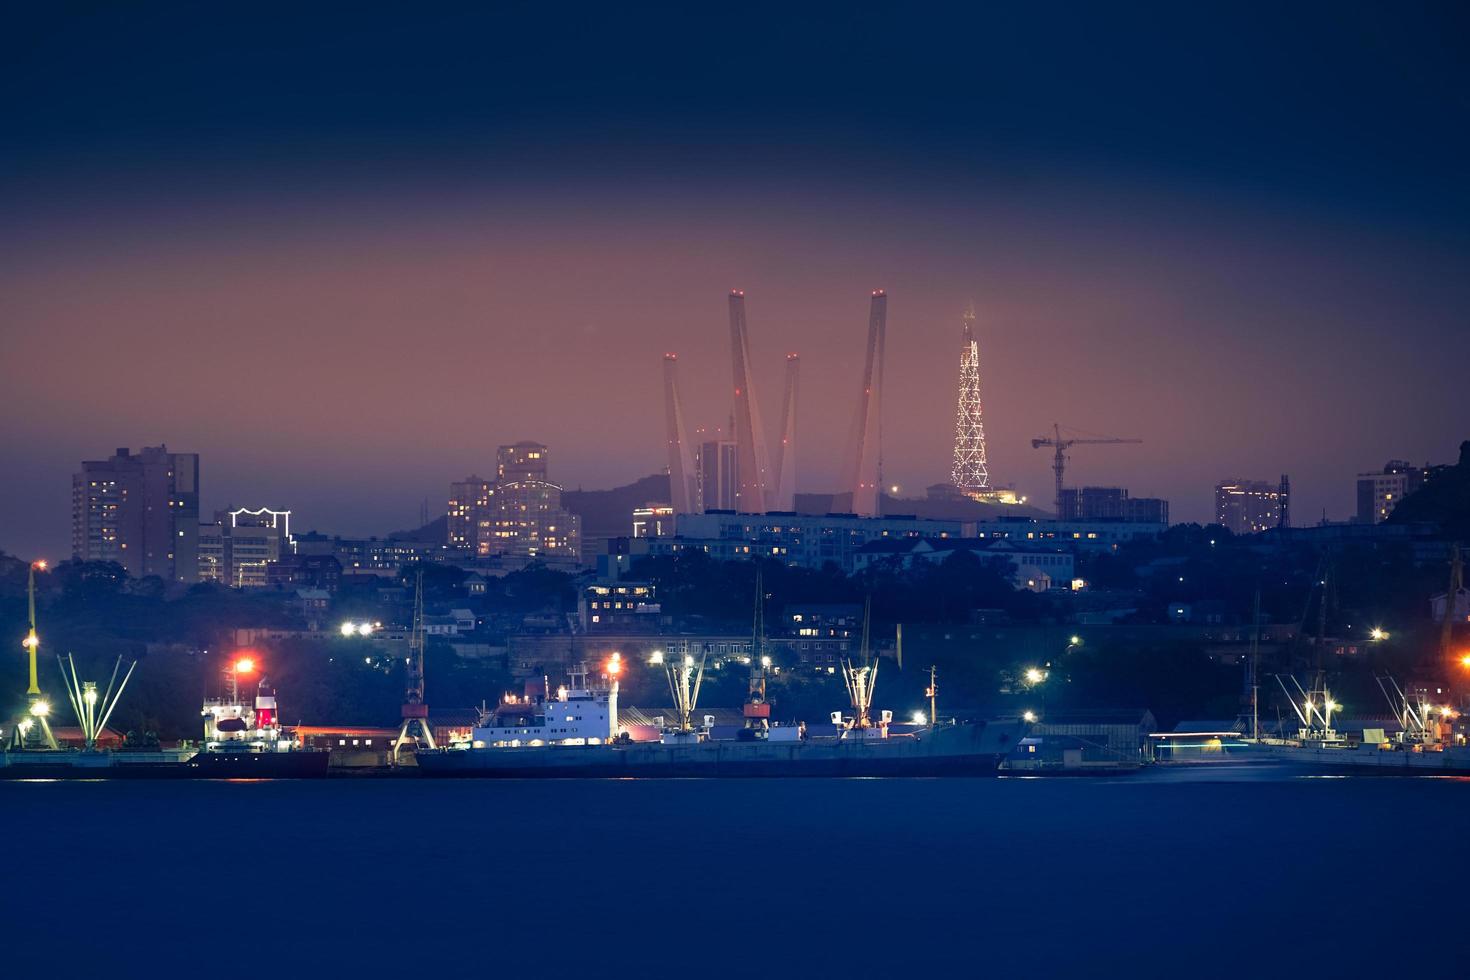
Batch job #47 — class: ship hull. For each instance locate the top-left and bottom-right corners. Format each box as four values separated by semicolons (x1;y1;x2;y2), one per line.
185;749;331;778
416;721;1022;778
0;748;330;779
1261;743;1470;775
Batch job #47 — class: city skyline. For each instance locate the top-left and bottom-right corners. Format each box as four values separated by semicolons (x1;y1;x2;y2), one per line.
3;5;1467;557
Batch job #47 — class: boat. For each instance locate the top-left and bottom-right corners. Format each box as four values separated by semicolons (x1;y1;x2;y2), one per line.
417;599;1023;778
191;658;329;778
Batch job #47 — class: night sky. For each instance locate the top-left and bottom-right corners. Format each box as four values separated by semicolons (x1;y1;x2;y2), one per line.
3;3;1467;557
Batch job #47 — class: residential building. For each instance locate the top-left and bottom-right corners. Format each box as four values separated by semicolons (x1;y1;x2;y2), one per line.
445;442;581;563
448;476;492;554
1215;477;1289;535
1059;486;1169;524
198;507;293;587
72;445;199;583
579;581;662;632
1356;460;1429;524
267;554;343;592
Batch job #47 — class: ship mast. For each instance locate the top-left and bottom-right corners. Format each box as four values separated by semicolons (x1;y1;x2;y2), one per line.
658;650;708;732
393;568;437;760
840;596;878;729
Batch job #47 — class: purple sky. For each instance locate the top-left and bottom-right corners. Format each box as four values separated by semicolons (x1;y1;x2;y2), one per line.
2;5;1466;558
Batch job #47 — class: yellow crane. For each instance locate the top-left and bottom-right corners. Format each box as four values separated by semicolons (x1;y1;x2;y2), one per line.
11;559;58;750
1031;422;1143;520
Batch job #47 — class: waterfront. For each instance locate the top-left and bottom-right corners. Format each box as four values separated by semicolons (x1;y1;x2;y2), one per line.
3;769;1466;977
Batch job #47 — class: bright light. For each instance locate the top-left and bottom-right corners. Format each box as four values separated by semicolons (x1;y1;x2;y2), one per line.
683;655;694;668
605;659;622;676
1024;668;1046;685
29;700;50;717
760;655;772;668
1069;635;1082;646
1022;711;1038;723
33;560;48;570
911;711;927;725
649;651;664;665
234;657;256;674
357;622;374;637
1369;627;1389;642
18;719;32;733
1460;654;1470;670
84;688;98;706
340;622;357;637
1325;700;1340;713
21;633;38;650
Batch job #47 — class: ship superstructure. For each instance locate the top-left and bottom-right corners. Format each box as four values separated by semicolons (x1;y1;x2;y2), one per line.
469;661;619;748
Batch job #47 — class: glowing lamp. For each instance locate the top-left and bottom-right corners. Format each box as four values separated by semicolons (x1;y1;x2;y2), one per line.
33;560;48;570
29;700;50;717
340;622;358;637
234;657;256;674
1069;635;1082;646
911;711;927;726
761;655;772;668
605;659;622;676
1024;668;1046;685
22;633;38;650
357;622;374;637
649;651;664;665
1022;711;1038;723
1369;628;1389;642
1460;654;1470;670
84;687;98;706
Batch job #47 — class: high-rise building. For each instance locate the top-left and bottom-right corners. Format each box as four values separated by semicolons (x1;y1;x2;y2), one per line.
1059;486;1169;525
1215;478;1289;535
72;445;199;583
497;441;550;483
447;442;580;562
696;439;738;511
951;305;990;496
1356;460;1428;524
448;476;492;553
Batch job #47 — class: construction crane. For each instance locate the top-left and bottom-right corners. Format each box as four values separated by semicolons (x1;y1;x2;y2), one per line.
1030;423;1142;520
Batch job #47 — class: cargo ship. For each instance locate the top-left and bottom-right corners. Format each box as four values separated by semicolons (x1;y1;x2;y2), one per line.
415;654;1023;778
190;658;329;778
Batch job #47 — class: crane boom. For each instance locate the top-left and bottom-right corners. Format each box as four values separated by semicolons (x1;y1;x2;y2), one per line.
1030;422;1142;519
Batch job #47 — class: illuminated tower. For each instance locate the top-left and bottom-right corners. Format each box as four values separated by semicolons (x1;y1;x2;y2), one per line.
662;353;698;513
772;353;799;511
843;290;887;516
951;304;990;494
728;290;774;512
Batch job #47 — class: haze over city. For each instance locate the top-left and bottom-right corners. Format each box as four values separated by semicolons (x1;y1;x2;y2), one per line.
3;4;1466;555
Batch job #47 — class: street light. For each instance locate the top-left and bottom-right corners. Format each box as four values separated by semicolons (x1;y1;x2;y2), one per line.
1022;710;1038;723
1369;627;1389;642
1024;667;1047;686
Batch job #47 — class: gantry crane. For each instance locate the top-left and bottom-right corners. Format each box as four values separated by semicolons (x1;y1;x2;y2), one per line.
1031;423;1142;520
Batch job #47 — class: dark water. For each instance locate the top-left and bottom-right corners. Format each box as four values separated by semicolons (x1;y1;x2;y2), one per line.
3;767;1467;978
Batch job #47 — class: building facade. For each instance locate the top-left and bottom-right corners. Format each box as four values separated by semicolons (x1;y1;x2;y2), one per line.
1215;478;1289;535
446;442;581;563
695;439;738;512
1059;486;1169;524
1356;460;1428;524
198;507;293;587
72;445;199;583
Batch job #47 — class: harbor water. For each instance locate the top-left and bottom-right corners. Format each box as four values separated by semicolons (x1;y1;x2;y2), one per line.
2;767;1466;978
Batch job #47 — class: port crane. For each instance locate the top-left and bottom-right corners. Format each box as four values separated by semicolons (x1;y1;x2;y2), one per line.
1030;423;1142;520
393;568;436;761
